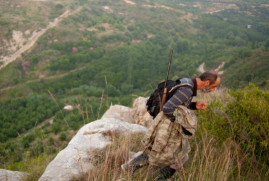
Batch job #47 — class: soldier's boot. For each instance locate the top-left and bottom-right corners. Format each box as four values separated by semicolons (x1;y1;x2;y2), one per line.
121;153;149;176
155;166;176;181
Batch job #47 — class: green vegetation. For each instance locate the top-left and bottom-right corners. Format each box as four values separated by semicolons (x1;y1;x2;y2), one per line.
0;0;268;178
222;49;269;88
13;154;56;181
198;85;269;164
0;94;58;142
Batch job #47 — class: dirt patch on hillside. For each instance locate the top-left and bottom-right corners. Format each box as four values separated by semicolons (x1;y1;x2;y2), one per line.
87;27;98;32
4;31;28;53
143;4;173;10
193;2;202;9
147;33;154;39
84;23;117;39
260;4;269;7
103;6;113;13
124;0;136;5
100;23;110;29
12;31;25;45
143;3;185;14
206;3;239;14
132;40;142;43
244;11;254;16
95;23;118;38
182;12;196;24
0;7;82;71
179;3;186;7
143;3;189;21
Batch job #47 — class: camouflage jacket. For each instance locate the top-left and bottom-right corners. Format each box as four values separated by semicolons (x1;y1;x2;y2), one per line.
141;106;197;168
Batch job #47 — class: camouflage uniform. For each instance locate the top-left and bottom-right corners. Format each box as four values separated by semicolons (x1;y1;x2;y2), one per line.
142;105;197;169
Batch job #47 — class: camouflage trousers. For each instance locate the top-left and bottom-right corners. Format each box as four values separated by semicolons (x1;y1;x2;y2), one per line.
141;111;193;169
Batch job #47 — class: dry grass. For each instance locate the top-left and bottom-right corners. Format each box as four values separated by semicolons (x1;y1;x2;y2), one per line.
180;125;268;181
71;127;267;181
193;87;231;104
71;133;148;181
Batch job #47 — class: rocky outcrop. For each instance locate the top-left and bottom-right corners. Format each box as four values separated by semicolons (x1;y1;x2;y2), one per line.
102;105;133;123
0;169;28;181
39;105;147;181
132;97;153;128
39;101;152;181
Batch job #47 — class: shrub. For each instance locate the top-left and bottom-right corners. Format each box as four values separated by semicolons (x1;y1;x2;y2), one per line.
30;140;44;157
48;137;54;145
46;146;57;154
227;84;269;162
51;122;62;134
59;133;67;141
198;84;269;163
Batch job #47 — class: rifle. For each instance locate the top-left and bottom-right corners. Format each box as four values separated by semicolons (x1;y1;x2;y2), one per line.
160;48;173;111
143;48;174;154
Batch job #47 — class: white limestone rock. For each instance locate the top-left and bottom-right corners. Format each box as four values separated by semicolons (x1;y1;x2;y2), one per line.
0;169;28;181
64;105;73;111
101;105;133;123
39;118;147;181
132;97;153;128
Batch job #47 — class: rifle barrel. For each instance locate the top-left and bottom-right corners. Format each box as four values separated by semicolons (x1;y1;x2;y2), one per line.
161;48;173;111
164;48;173;88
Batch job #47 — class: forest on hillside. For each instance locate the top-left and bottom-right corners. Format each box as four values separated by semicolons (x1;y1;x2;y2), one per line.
0;0;268;179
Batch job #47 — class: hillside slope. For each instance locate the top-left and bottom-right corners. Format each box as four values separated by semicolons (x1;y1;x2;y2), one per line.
223;49;269;89
0;0;268;177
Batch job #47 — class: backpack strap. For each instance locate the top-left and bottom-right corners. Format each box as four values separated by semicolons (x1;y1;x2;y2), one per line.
168;83;193;93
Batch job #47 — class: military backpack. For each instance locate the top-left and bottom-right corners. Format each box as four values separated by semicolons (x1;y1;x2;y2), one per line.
146;79;192;118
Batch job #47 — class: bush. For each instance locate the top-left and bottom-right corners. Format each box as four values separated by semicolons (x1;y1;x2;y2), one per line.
51;122;62;134
59;133;67;141
46;146;57;154
199;84;269;163
30;140;44;157
227;84;269;162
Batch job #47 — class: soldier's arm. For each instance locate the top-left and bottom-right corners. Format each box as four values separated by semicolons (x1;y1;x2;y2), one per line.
163;87;193;122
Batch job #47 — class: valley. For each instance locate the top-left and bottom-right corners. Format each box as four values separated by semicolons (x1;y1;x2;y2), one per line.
0;0;268;180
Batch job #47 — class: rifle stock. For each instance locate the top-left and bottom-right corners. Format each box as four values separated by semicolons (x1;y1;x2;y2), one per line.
160;88;167;111
160;48;173;112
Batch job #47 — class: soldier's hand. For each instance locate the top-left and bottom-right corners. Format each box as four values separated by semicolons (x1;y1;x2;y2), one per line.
196;102;208;110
